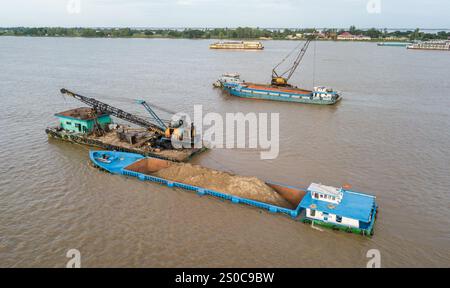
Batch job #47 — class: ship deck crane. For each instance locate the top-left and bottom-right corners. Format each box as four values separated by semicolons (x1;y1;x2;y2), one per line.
60;88;165;135
271;37;313;87
135;100;167;131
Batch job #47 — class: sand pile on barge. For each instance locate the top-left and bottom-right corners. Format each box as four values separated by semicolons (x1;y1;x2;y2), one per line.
152;163;294;209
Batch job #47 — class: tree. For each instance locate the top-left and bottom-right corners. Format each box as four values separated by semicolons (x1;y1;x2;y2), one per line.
365;28;382;39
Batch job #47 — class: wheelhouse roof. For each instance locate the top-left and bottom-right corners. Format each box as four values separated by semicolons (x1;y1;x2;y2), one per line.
55;107;109;121
300;189;376;223
307;183;342;198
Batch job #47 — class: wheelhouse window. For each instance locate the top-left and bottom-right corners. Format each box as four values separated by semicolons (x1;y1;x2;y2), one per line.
336;216;342;223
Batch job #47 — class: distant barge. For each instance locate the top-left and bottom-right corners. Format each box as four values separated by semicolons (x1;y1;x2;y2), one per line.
209;41;264;50
407;40;450;51
90;150;378;236
377;42;411;47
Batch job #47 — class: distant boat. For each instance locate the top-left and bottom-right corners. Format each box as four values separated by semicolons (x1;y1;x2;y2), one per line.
407;40;450;51
209;41;264;50
214;73;341;105
214;38;341;105
377;42;411;47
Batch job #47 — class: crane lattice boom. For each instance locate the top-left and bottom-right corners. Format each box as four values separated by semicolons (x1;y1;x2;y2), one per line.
60;88;165;134
271;38;312;86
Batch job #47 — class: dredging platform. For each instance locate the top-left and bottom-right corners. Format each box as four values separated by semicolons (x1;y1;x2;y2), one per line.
46;89;205;162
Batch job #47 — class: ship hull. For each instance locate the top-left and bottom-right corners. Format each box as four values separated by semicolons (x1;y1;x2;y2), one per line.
224;84;341;105
210;46;264;50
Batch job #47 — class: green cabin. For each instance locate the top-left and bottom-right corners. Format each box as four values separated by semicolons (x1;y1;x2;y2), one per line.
55;107;112;134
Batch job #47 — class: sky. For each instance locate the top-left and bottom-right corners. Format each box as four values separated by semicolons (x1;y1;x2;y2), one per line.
0;0;448;29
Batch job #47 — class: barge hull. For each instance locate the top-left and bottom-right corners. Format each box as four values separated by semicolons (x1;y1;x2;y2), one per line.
89;151;376;237
46;128;205;162
90;150;304;218
225;87;341;105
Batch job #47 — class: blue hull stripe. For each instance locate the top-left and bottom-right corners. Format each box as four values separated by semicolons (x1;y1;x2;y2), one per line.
225;87;340;105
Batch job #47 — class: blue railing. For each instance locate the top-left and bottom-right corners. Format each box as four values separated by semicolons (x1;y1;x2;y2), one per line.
121;168;301;218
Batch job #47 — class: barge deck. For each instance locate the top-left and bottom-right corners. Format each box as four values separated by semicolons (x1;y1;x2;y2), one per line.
46;127;205;162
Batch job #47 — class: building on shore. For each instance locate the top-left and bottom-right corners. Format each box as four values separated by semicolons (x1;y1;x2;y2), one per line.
383;36;410;41
337;32;371;41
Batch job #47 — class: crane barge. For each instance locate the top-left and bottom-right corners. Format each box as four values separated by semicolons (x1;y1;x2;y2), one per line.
46;89;204;162
214;38;342;105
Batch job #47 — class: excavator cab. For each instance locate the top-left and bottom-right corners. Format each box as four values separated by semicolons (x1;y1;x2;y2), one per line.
164;119;196;144
271;77;289;87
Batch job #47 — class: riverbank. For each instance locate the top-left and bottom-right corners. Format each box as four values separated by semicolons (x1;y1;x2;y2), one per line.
0;34;428;43
1;27;449;42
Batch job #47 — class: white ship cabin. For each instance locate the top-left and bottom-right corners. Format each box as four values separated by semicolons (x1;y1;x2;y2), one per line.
220;73;241;84
313;86;338;100
214;73;243;88
308;183;343;205
299;183;377;230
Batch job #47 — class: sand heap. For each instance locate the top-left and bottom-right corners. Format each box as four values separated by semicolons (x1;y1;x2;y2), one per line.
152;163;294;209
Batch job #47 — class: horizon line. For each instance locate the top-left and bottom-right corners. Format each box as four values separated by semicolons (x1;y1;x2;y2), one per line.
1;26;450;30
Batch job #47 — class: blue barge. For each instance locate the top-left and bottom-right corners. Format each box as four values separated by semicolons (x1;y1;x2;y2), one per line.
90;150;377;236
214;74;342;105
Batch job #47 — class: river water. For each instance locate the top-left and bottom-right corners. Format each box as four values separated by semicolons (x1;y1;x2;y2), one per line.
0;37;449;267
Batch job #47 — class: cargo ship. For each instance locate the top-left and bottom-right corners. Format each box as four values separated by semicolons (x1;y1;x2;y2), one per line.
407;40;450;51
90;150;378;236
214;74;341;105
214;38;341;105
209;41;264;50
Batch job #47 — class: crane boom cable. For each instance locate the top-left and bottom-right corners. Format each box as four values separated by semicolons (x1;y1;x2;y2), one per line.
272;38;312;82
272;40;305;77
284;39;311;80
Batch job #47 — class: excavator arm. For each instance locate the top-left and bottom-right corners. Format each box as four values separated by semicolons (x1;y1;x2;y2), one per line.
136;100;167;131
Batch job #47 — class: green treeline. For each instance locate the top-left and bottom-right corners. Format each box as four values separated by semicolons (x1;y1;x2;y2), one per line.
1;26;449;41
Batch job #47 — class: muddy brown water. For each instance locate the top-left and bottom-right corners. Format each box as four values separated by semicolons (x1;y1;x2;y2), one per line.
0;37;449;267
